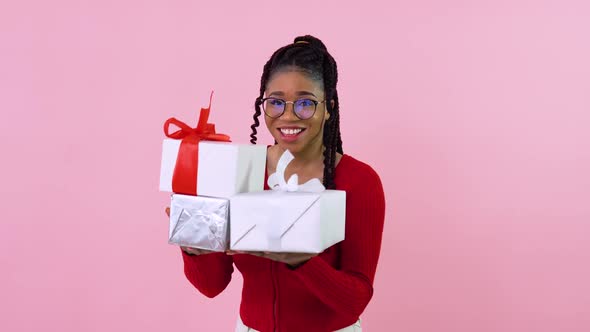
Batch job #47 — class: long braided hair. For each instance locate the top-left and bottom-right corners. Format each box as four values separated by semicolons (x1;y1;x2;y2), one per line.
250;35;343;189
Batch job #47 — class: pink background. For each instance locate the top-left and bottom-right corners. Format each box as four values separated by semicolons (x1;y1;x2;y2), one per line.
1;1;589;331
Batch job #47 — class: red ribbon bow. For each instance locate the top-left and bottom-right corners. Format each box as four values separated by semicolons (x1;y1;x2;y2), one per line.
164;92;231;195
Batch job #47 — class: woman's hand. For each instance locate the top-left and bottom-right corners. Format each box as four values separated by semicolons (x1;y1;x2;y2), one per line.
227;250;317;267
165;207;216;256
181;246;216;255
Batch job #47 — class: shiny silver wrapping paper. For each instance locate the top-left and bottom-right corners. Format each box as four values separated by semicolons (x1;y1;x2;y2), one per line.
169;194;229;252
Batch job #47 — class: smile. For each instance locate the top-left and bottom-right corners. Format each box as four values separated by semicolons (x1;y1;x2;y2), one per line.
280;128;304;135
277;127;306;142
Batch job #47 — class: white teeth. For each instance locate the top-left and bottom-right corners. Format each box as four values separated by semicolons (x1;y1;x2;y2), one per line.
280;128;302;135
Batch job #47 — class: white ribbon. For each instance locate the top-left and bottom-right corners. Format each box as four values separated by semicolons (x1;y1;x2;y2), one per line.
267;149;325;193
263;149;324;251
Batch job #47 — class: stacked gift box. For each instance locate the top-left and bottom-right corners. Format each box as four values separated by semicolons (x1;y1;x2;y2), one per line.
159;94;346;254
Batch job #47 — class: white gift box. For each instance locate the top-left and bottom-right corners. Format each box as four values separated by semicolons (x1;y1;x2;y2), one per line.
229;190;346;253
169;194;230;252
159;140;267;198
229;149;346;253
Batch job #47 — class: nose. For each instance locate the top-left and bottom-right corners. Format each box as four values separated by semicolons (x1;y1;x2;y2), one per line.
281;102;299;120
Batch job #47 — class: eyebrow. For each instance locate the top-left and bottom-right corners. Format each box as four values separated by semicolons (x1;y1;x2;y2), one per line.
268;91;317;98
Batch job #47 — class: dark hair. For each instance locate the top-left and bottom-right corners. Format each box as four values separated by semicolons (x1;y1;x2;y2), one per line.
250;35;343;189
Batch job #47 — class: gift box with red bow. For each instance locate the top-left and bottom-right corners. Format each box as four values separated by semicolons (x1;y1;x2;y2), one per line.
159;93;267;198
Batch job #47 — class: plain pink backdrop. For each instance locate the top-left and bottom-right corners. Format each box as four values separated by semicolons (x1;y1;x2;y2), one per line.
1;0;589;331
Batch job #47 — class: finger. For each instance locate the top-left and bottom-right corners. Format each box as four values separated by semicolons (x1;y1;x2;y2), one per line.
195;248;218;255
165;207;170;217
192;249;205;255
181;246;199;255
262;252;282;261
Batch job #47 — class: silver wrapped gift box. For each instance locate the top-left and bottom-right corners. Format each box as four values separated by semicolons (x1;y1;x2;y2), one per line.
168;194;229;252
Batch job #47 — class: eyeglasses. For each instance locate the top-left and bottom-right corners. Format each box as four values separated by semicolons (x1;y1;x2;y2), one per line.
261;97;326;120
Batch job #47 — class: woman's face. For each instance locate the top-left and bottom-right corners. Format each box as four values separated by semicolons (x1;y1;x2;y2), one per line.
264;70;330;154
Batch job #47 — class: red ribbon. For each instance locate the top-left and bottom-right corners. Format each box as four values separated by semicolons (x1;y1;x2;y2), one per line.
164;92;231;195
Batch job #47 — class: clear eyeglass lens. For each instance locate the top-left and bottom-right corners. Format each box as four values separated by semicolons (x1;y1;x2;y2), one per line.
294;99;316;119
264;98;285;117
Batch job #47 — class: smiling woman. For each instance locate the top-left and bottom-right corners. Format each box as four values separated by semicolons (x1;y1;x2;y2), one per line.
178;35;386;332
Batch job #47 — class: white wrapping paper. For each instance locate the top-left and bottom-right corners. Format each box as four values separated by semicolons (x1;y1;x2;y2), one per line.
159;141;267;198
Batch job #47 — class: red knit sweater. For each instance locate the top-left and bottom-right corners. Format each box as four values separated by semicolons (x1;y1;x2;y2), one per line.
181;154;386;332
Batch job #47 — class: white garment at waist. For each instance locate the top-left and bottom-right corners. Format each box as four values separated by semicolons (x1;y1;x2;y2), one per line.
235;316;362;332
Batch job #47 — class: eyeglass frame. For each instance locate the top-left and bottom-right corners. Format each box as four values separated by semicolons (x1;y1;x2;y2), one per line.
260;97;326;120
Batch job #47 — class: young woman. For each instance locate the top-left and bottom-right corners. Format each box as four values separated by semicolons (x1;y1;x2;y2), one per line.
167;35;386;332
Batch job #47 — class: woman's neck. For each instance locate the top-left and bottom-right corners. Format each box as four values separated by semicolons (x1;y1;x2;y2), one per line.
283;139;324;164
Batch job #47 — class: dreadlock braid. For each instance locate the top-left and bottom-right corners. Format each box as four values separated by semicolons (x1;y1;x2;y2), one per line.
251;60;271;144
251;35;343;189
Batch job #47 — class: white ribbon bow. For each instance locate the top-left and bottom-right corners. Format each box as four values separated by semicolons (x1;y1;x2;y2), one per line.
267;150;325;193
257;149;325;251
